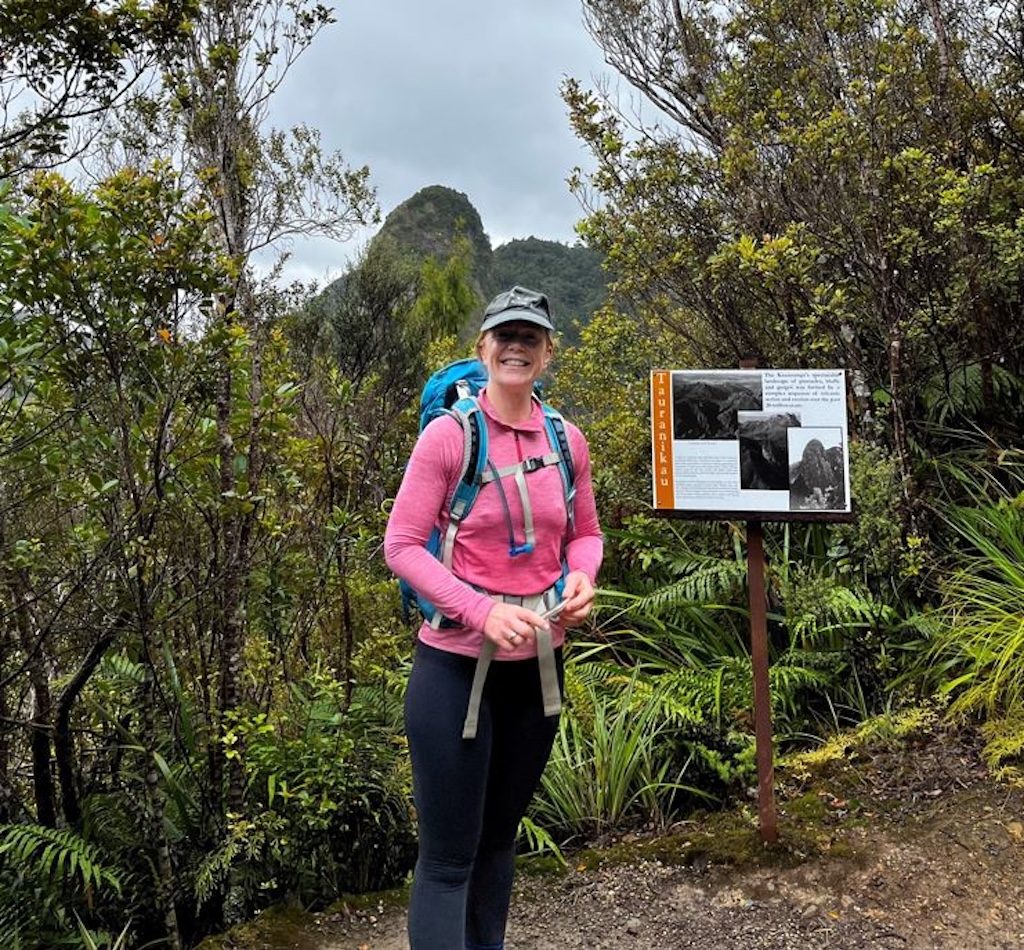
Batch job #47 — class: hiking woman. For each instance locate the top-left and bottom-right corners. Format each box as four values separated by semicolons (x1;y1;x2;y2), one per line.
384;286;603;950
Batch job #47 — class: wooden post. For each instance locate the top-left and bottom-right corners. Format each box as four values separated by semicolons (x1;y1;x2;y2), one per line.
739;356;777;843
745;519;778;843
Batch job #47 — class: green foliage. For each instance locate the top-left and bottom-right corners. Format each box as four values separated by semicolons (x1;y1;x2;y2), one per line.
568;0;1024;498
0;0;196;166
0;824;126;950
6;3;1024;945
73;918;132;950
979;715;1024;785
516;816;566;867
531;671;710;840
0;824;122;896
831;441;912;584
922;362;1024;428
202;672;415;909
930;498;1024;717
783;703;942;775
409;236;479;339
552;309;679;528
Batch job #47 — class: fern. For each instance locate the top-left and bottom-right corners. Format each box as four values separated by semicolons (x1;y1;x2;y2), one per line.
923;362;1024;425
0;824;122;897
633;666;730;729
0;878;30;949
98;652;146;686
194;834;243;909
639;556;746;608
790;585;895;642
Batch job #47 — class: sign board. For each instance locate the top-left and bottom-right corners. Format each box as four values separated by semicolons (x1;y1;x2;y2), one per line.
651;369;852;520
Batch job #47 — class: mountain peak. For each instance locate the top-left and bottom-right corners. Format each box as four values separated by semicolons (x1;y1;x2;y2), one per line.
374;185;492;279
366;185;606;342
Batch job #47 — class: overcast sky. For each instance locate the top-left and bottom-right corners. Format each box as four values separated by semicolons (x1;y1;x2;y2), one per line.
265;1;612;284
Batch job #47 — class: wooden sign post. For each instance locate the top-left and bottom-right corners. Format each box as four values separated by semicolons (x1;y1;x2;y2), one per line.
650;362;855;843
745;518;777;842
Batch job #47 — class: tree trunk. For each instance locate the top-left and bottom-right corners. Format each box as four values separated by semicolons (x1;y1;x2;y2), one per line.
0;623;12;822
924;0;952;108
887;327;917;526
213;320;242;823
55;632;117;828
338;553;354;710
6;567;56;826
141;668;183;950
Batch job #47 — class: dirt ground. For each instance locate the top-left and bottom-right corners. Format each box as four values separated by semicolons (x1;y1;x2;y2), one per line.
211;725;1024;950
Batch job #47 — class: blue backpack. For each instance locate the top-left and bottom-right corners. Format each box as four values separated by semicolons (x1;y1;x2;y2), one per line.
400;357;577;626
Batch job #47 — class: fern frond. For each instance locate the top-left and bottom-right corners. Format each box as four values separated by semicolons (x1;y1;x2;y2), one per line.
99;652;146;686
630;558;745;616
0;824;122;897
517;816;566;867
194;836;241;909
923;362;1024;425
790;582;895;646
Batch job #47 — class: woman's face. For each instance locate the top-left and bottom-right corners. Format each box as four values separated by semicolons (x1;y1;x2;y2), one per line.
478;321;553;391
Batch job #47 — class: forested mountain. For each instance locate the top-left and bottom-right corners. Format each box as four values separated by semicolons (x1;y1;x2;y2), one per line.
372;184;494;295
339;184;607;342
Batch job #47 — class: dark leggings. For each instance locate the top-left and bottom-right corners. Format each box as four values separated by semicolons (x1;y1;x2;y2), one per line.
404;641;562;950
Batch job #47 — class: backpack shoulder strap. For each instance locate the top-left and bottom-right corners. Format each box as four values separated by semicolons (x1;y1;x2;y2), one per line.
538;401;577;530
418;396;490;630
437;395;488;567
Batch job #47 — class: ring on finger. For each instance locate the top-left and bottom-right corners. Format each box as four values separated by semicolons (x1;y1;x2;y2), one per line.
506;631;518;642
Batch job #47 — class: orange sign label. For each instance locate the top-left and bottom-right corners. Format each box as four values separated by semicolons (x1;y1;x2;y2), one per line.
650;371;674;509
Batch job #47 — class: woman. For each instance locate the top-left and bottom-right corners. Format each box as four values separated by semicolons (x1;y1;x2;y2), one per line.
384;286;603;950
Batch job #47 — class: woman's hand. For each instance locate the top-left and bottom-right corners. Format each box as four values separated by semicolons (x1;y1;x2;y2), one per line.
483;601;550;652
557;571;595;628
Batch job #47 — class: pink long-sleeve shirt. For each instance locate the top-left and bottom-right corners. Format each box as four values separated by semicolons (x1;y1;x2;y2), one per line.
384;390;603;660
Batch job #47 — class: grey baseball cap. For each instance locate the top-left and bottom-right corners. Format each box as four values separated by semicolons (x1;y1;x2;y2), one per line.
480;285;554;333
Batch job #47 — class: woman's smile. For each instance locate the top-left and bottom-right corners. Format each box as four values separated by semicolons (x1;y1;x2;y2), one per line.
480;320;551;388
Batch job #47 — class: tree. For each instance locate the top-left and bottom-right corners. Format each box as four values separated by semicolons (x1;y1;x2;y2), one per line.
0;165;226;948
290;236;475;701
566;0;1024;516
143;0;376;922
0;0;195;169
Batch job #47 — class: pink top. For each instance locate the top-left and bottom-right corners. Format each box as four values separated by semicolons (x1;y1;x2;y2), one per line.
384;390;603;660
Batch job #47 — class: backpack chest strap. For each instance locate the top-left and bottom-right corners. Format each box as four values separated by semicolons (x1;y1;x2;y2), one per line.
479;452;563;556
479;452;563;482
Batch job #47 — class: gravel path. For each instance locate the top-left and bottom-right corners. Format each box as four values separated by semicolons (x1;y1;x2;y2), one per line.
210;726;1024;950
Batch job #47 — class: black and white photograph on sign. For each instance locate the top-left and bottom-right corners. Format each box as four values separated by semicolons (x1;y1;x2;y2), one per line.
672;372;763;440
737;411;802;491
788;428;847;511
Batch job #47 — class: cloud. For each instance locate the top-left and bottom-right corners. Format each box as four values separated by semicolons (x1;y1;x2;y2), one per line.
263;0;609;284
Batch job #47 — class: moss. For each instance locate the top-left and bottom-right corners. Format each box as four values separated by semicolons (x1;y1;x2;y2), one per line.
779;791;829;822
782;704;942;779
325;882;410;915
197;884;418;950
195;906;321;950
516;853;571;879
554;800;865;877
